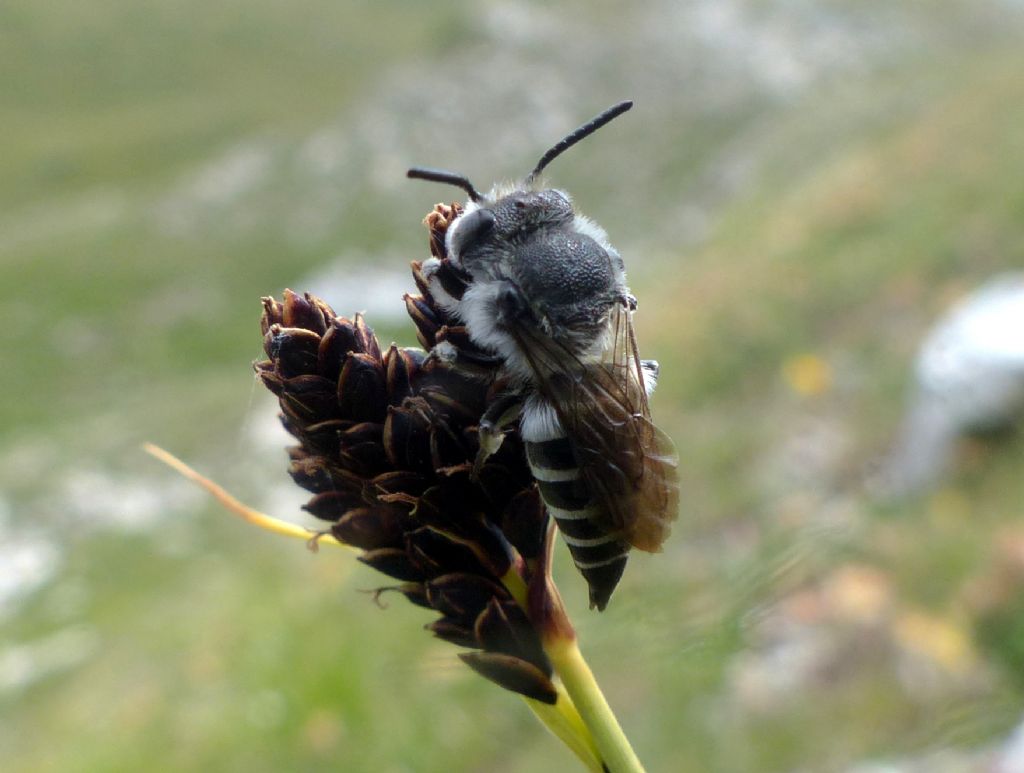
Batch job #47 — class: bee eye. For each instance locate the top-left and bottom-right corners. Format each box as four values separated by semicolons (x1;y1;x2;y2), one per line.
451;208;495;259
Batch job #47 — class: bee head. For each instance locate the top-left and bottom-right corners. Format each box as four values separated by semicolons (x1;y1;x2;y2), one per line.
408;102;633;359
441;188;574;265
408;100;632;273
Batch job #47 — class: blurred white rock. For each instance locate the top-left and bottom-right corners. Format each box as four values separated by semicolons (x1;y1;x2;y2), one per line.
879;273;1024;495
996;714;1024;773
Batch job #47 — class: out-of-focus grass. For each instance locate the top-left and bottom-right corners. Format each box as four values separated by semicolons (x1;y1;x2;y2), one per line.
650;46;1024;509
1;0;469;201
637;45;1024;771
1;0;465;436
3;2;1024;772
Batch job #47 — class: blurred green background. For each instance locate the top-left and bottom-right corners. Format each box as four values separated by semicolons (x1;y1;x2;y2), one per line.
3;1;1024;770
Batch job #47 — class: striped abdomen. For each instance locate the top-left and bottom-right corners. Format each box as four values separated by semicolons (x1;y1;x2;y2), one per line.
525;435;629;611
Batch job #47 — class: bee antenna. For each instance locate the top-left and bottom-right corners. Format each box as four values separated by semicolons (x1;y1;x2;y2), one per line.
407;167;483;202
526;100;634;184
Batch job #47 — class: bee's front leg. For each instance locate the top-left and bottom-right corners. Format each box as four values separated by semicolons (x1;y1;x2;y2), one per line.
473;391;524;477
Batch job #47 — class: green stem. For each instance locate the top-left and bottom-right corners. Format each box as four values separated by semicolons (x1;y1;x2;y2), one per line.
502;568;609;770
546;635;645;773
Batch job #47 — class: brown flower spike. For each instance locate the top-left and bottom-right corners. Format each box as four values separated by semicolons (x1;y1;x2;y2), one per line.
147;199;649;771
254;204;563;703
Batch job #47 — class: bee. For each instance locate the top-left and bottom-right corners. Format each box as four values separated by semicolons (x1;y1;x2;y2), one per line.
408;101;679;610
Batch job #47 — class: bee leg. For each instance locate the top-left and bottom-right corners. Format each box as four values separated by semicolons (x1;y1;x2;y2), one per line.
427;339;504;378
473;391;524;478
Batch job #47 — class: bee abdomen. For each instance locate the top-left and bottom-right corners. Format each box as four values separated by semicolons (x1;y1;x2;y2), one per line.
526;436;629;611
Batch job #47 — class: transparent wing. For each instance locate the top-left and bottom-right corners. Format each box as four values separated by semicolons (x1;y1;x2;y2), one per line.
511;302;680;552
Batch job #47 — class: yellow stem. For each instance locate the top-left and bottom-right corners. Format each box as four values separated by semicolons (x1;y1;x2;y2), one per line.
545;635;645;773
144;442;611;772
500;566;530;609
142;443;353;551
524;688;604;773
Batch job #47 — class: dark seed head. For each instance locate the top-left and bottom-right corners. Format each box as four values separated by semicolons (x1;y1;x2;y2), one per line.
255;204;557;701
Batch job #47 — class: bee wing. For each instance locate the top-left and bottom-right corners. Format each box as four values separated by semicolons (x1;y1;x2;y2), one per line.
514;302;680;552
